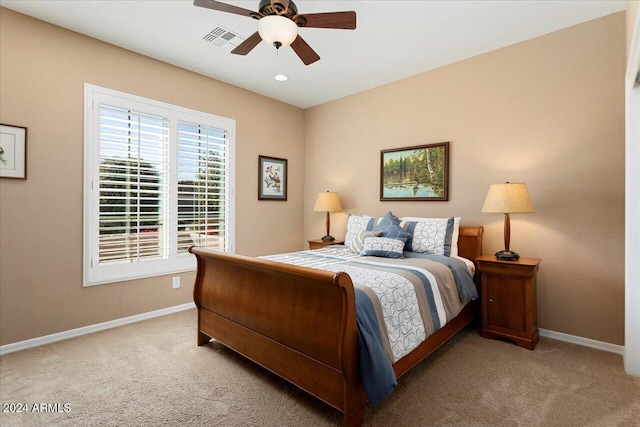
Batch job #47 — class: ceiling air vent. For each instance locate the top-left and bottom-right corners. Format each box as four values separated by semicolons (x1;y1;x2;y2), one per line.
202;26;245;50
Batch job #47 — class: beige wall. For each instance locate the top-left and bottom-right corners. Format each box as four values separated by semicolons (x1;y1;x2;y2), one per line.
304;13;626;345
0;9;305;346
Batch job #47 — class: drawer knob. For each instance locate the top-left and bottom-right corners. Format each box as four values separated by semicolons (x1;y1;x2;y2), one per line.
489;298;494;303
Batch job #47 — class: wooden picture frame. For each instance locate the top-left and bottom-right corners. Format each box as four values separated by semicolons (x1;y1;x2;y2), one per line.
0;124;27;180
258;155;287;201
380;141;449;201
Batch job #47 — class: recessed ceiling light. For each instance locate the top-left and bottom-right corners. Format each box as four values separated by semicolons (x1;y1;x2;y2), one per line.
274;74;289;82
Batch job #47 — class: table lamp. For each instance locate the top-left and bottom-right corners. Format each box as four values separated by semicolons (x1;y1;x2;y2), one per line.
313;191;343;242
481;182;535;261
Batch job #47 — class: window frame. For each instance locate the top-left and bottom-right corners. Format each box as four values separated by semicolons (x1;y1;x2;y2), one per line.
83;84;236;286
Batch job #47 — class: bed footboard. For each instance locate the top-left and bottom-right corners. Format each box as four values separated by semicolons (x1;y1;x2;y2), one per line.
189;248;367;425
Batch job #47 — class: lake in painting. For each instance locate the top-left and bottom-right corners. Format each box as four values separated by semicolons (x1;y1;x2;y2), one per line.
382;183;440;199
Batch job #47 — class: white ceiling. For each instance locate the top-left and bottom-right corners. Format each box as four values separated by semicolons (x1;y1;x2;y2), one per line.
0;0;626;109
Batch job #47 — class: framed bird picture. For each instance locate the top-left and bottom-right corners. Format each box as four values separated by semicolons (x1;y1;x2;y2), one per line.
0;124;27;180
258;155;287;201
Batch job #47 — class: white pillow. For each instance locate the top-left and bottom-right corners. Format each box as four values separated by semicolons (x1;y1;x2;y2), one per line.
400;217;460;256
344;214;373;248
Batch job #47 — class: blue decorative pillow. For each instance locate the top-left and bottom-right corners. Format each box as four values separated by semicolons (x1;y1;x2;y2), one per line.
361;236;406;259
373;212;410;240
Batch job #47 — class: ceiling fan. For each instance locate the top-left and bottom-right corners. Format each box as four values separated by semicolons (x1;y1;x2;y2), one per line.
194;0;356;65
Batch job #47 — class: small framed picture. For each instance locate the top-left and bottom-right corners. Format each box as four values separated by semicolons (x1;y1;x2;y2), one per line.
258;155;287;201
0;124;27;180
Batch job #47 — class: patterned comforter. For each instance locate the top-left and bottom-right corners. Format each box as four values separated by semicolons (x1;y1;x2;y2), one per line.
262;246;477;404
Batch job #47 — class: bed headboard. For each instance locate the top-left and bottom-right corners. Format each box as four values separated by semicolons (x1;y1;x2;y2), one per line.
458;226;484;265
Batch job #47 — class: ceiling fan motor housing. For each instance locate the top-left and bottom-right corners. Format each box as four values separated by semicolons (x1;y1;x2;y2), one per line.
256;0;304;25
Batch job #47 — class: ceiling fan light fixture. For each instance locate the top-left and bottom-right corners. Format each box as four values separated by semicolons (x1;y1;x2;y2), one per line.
258;15;298;49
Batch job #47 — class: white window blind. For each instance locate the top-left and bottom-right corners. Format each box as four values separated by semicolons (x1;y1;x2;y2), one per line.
177;121;230;254
84;84;235;286
98;105;170;264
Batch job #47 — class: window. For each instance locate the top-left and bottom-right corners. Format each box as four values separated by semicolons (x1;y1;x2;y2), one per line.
84;84;235;286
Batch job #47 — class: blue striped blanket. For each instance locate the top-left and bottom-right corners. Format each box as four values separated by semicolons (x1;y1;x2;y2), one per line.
262;246;477;405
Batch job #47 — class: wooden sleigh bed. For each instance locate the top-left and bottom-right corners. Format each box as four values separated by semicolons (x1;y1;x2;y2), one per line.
190;225;483;426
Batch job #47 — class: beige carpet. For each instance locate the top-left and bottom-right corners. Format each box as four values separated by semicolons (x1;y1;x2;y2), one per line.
1;309;639;426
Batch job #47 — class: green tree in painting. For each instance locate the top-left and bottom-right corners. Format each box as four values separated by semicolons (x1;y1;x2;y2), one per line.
409;146;445;192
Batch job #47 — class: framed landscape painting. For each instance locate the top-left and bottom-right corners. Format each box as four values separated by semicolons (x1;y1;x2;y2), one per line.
380;142;449;201
258;155;287;201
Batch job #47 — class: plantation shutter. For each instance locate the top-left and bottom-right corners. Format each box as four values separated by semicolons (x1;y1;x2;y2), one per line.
98;105;170;265
85;84;235;286
177;121;230;254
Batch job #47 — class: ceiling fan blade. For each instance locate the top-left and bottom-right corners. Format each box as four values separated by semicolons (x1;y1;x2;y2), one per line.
290;35;320;66
194;0;260;18
295;11;356;30
231;32;262;55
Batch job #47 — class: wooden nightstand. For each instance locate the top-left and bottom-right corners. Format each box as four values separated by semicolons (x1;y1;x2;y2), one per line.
308;239;345;250
476;254;541;350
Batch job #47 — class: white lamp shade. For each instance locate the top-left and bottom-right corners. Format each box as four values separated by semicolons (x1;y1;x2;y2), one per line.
314;192;343;212
482;183;535;214
258;15;298;47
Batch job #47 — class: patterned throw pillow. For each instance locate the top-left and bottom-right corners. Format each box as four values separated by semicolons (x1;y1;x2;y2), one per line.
349;230;383;254
401;217;455;256
361;236;406;259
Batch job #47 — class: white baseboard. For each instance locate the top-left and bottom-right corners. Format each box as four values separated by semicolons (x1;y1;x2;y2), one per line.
0;302;196;356
539;328;624;355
